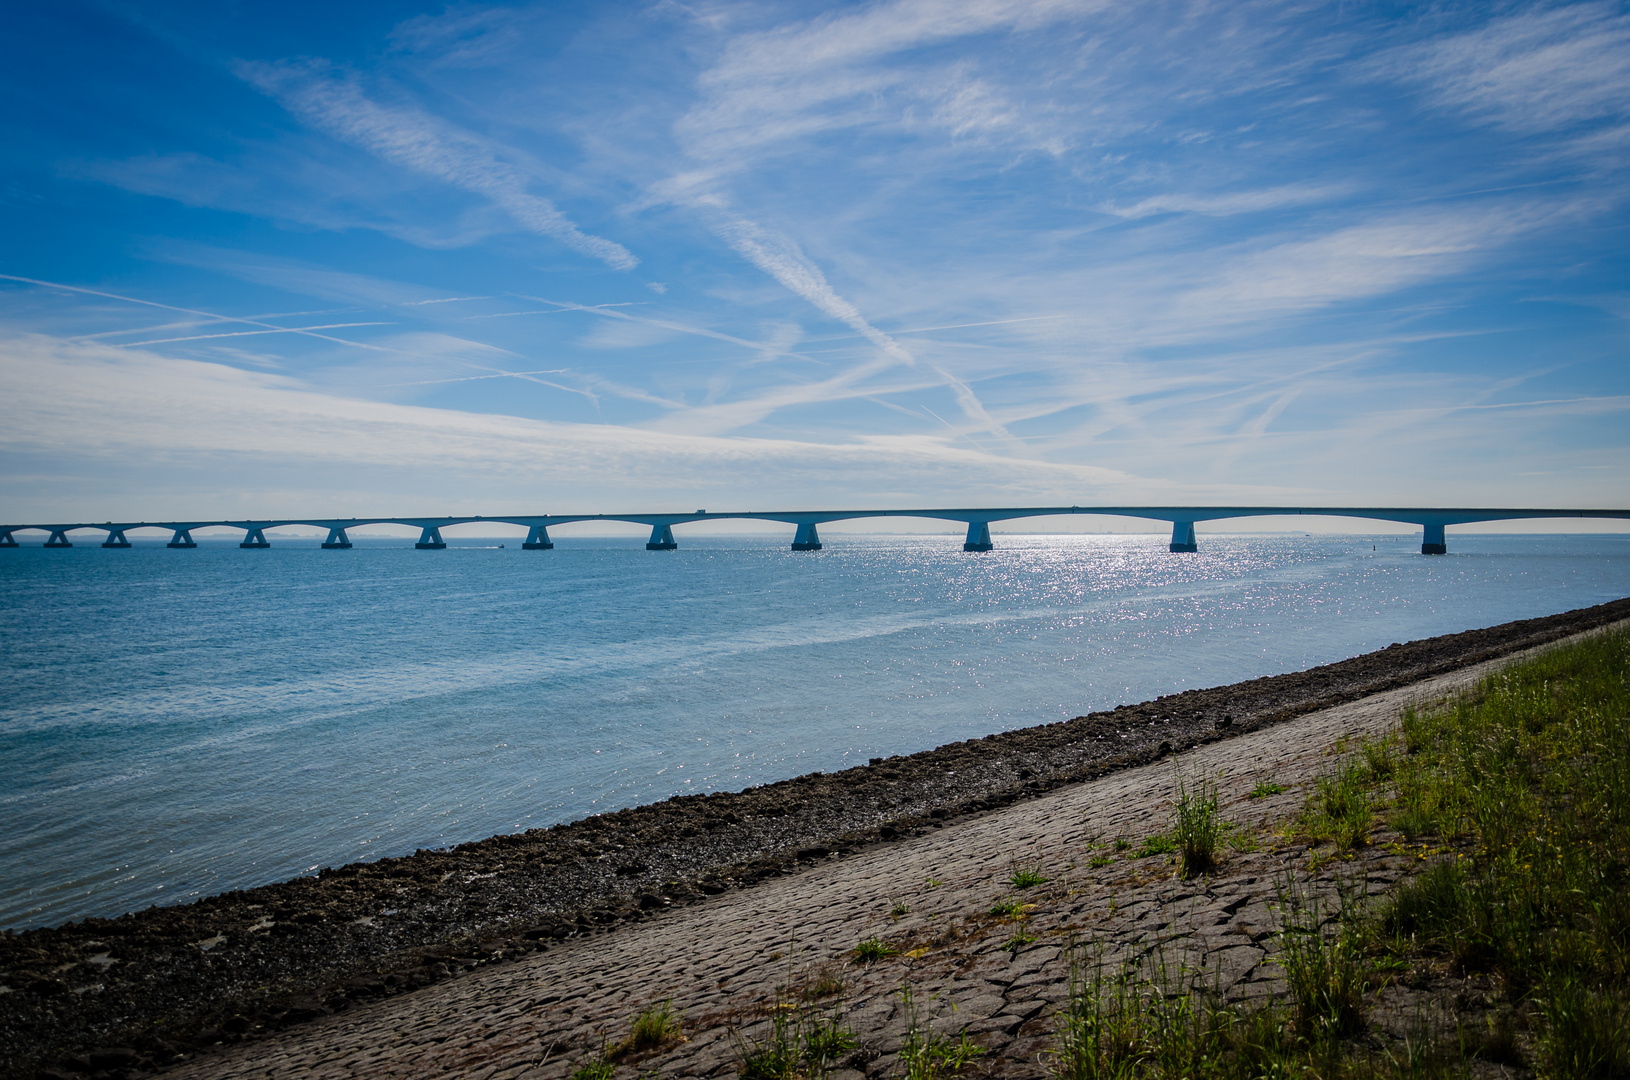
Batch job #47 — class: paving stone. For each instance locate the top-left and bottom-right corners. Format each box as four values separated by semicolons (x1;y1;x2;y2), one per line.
157;666;1507;1080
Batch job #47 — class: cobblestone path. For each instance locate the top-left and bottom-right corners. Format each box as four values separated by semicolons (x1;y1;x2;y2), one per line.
161;648;1538;1080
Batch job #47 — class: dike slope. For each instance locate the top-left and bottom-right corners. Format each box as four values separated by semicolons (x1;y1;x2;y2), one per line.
4;596;1628;1078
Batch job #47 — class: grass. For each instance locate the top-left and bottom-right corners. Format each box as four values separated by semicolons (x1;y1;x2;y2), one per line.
1171;774;1223;878
571;1055;615;1080
1274;875;1366;1040
891;900;912;919
896;985;985;1080
1045;626;1630;1078
1248;780;1286;799
1003;931;1038;950
1370;627;1630;1074
1088;854;1114;868
1133;833;1176;859
852;936;899;965
735;996;857;1080
1051;941;1301;1080
1008;858;1048;889
988;896;1024;918
608;999;683;1059
1295;760;1373;852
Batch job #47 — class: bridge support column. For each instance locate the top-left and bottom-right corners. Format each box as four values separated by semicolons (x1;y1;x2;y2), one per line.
415;527;446;550
646;524;677;550
0;531;17;548
522;525;554;550
963;522;993;552
1421;523;1446;555
44;529;72;548
103;529;131;548
322;527;353;549
167;528;197;549
791;522;822;551
1169;521;1197;553
240;528;270;549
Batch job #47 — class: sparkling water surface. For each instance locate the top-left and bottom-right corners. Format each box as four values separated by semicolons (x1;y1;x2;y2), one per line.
3;532;1628;929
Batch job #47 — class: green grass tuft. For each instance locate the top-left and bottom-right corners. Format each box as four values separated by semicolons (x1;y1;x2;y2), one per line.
1172;773;1223;878
852;936;898;965
1008;858;1048;889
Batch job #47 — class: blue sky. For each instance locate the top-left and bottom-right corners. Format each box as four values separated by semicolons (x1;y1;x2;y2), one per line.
2;0;1627;523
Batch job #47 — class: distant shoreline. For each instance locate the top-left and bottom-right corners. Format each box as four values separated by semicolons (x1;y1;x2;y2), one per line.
3;595;1629;1077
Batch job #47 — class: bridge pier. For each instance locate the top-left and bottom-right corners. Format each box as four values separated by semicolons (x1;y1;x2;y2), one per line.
0;531;17;547
239;528;270;549
322;527;353;549
167;528;197;549
1169;521;1197;553
522;525;554;550
646;524;677;550
1421;523;1447;555
44;529;73;548
963;522;993;552
414;527;446;550
102;528;131;548
791;522;822;551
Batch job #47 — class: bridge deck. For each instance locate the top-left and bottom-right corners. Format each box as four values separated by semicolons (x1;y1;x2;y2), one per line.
3;507;1628;555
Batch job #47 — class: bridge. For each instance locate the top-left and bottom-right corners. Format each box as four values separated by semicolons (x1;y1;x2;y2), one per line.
3;507;1628;555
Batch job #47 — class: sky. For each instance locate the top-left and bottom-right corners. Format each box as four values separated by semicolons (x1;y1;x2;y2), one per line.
2;0;1628;525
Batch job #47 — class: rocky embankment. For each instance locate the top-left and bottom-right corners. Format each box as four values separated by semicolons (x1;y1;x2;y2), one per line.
4;597;1628;1078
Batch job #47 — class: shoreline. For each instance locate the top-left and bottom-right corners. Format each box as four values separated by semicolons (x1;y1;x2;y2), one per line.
4;595;1629;1076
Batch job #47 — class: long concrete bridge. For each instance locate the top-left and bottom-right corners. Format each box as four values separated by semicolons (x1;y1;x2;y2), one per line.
3;507;1628;555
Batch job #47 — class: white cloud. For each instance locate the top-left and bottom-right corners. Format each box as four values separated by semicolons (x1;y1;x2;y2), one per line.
1385;3;1630;136
676;0;1104;163
1100;184;1355;220
238;60;639;270
0;333;1163;517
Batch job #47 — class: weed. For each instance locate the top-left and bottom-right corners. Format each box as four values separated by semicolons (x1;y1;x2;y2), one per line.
572;1055;615;1080
891;900;911;919
852;936;898;965
1536;976;1630;1079
924;875;943;889
1171;773;1223;878
1249;780;1286;799
1297;760;1373;851
735;996;856;1080
610;999;683;1059
1361;738;1395;781
988;896;1024;918
1003;931;1037;950
1112;837;1131;853
896;985;984;1080
1008;858;1048;889
1050;939;1298;1080
1134;833;1175;859
1274;874;1366;1040
1088;855;1113;868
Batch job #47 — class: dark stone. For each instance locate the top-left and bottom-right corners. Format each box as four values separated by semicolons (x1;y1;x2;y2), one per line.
88;1047;140;1070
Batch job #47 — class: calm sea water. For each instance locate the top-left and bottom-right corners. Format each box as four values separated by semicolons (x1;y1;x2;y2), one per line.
3;532;1627;929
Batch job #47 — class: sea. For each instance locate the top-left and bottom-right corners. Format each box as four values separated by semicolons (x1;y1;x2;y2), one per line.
3;531;1628;930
